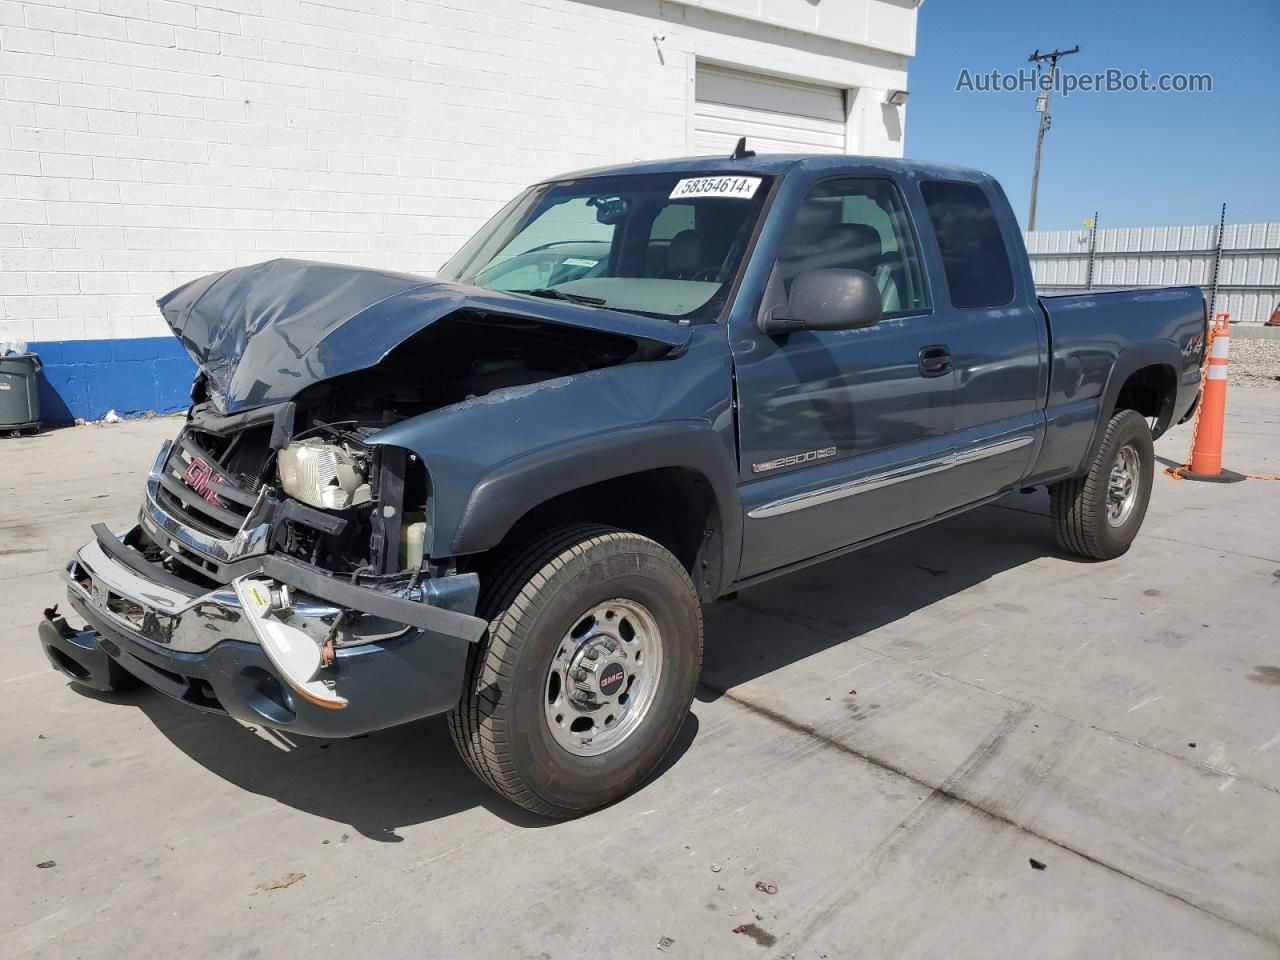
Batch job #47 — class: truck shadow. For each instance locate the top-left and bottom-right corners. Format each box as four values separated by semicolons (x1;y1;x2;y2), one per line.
698;494;1058;702
82;684;699;840
88;493;1056;840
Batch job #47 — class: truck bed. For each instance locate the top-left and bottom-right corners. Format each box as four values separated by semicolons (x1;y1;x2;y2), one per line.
1028;285;1205;484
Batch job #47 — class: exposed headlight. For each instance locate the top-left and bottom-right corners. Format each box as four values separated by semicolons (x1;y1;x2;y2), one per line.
277;439;372;510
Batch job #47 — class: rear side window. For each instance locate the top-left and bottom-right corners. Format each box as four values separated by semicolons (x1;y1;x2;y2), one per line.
920;180;1014;308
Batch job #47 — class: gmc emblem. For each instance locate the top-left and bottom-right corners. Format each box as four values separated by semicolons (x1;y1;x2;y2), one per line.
181;457;224;507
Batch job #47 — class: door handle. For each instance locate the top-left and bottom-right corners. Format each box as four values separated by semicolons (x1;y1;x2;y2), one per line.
918;345;951;378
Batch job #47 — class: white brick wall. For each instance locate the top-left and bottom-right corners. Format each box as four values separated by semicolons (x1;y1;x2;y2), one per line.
0;0;910;345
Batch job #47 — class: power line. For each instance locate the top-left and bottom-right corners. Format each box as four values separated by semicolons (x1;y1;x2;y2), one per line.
1027;45;1080;231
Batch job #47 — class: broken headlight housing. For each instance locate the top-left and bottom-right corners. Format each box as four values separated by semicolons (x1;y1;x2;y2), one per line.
277;438;372;511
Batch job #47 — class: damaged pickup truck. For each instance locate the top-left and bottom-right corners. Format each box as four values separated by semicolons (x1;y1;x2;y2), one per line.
40;153;1206;817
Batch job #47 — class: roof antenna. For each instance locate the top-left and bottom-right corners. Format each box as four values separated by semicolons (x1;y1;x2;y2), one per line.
730;136;755;161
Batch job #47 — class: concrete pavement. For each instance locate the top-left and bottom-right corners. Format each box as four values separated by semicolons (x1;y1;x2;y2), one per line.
2;390;1279;959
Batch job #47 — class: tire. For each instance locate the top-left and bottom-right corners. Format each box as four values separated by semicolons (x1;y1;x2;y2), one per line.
1050;409;1155;560
448;524;703;818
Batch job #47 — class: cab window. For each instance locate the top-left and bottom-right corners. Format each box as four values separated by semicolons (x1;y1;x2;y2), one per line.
775;178;929;315
440;172;774;323
919;180;1014;308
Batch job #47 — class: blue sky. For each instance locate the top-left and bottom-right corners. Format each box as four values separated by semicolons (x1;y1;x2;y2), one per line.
904;0;1280;230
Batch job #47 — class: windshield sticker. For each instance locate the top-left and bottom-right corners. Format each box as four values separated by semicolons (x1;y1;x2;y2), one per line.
669;176;762;200
562;258;599;268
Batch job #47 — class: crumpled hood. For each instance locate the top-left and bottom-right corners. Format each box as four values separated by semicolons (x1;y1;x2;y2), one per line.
158;259;691;413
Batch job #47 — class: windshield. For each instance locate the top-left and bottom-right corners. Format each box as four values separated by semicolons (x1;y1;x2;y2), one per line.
437;172;774;323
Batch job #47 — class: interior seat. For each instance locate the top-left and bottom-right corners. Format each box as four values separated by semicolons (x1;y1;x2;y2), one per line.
666;230;705;280
816;223;901;312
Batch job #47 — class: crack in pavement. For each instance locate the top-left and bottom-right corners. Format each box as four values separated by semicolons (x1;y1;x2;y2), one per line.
784;700;1035;950
699;678;1280;951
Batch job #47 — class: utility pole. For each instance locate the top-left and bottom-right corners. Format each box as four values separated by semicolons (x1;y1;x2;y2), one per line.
1027;45;1079;231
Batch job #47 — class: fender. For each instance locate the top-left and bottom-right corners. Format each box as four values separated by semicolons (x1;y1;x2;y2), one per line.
365;325;742;589
1077;339;1185;474
457;420;742;580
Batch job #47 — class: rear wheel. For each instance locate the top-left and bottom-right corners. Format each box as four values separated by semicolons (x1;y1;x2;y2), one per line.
1050;409;1154;560
448;524;703;818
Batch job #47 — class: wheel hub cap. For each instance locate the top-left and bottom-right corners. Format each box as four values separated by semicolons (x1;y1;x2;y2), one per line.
1107;444;1141;527
568;640;628;704
545;599;663;757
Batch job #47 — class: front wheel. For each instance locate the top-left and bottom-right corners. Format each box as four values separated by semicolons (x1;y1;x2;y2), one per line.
448;524;703;818
1050;409;1155;560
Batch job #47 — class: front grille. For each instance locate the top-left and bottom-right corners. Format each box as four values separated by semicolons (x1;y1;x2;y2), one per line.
153;428;270;541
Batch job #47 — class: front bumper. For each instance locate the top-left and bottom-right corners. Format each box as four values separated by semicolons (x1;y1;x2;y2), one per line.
40;526;487;738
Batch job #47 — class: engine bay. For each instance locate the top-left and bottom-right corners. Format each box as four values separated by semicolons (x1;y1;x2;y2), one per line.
155;311;651;586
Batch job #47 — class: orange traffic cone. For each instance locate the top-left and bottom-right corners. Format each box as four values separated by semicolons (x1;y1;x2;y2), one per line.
1167;312;1246;483
1268;303;1280;326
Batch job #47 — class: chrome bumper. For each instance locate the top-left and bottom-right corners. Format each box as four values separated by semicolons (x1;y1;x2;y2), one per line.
49;527;488;736
65;527;486;655
66;535;337;654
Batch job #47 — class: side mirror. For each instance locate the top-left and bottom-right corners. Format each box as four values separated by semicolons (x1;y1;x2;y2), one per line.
759;268;884;336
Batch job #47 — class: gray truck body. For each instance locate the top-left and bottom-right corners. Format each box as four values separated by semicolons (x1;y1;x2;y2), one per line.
39;154;1205;737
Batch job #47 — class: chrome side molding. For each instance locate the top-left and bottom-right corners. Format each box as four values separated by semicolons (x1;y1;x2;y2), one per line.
952;435;1035;465
748;436;1034;519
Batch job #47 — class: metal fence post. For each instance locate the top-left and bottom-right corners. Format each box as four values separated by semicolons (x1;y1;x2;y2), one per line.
1207;202;1226;321
1085;211;1098;290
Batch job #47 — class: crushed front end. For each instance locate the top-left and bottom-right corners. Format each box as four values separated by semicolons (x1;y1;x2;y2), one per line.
37;258;679;736
40;402;487;737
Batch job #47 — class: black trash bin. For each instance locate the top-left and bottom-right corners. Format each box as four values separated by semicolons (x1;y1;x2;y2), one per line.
0;352;42;434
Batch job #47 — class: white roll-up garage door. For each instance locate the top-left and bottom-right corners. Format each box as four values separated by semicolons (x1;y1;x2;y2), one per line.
694;65;848;156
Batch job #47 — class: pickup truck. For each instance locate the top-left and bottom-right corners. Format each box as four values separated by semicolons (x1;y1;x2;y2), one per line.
39;153;1206;818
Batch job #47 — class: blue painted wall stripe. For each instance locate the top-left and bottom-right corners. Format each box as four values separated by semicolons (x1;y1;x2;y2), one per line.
28;337;196;424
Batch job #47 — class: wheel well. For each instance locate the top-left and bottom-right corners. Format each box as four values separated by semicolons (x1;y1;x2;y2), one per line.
1114;363;1177;437
488;468;724;601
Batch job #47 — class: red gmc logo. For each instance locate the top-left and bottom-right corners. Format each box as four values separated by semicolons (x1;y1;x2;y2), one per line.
182;457;224;506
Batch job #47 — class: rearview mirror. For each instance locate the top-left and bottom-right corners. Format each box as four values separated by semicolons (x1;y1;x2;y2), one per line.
759;268;884;336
